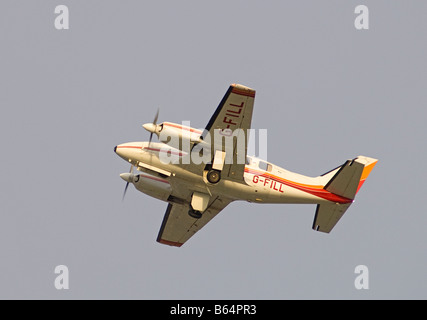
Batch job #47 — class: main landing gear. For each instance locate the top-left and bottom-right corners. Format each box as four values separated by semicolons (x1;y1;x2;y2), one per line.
207;169;221;184
188;207;202;219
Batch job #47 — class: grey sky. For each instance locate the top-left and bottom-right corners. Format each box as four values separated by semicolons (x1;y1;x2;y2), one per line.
1;1;426;299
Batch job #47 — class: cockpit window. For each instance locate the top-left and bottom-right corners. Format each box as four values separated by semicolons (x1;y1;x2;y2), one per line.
245;156;252;165
259;161;272;172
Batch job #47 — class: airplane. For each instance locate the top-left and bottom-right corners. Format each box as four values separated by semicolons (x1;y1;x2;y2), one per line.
114;84;378;247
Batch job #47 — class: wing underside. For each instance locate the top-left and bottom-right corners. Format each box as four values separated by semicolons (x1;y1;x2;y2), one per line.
157;197;231;247
156;84;254;246
184;84;255;181
205;84;255;181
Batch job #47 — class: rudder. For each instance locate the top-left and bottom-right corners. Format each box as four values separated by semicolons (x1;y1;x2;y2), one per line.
324;156;378;200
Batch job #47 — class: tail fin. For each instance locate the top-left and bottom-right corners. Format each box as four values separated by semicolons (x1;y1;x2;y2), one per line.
325;156;378;200
313;156;378;233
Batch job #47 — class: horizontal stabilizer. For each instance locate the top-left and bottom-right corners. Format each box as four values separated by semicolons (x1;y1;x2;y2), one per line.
312;203;352;233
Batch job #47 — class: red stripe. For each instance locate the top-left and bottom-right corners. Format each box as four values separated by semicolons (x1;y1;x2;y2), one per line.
116;145;185;156
356;179;366;193
116;146;141;149
164;122;202;134
245;167;352;204
143;147;185;156
139;174;169;184
158;239;183;247
231;87;256;98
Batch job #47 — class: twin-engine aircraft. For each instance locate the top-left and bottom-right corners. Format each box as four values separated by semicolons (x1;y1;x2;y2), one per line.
114;84;377;247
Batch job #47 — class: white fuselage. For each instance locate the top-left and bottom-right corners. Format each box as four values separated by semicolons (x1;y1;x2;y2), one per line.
115;142;352;207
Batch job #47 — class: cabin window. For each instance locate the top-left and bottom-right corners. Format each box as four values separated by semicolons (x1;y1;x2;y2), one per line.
259;161;272;172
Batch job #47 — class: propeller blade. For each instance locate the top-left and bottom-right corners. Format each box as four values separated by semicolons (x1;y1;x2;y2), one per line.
148;108;159;148
122;182;130;202
121;165;134;202
153;108;159;125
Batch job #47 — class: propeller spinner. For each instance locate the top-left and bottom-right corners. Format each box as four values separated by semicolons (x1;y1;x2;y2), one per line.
142;109;160;147
121;165;134;201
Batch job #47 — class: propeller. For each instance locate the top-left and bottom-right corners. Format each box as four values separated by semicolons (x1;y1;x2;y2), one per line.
121;109;160;201
142;108;160;148
121;164;134;201
149;108;159;147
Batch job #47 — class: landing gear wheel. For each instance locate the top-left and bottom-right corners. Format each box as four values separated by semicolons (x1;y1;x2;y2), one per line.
207;169;221;184
188;208;202;219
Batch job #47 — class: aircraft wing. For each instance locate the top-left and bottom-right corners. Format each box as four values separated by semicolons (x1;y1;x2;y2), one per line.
157;197;231;247
186;84;255;181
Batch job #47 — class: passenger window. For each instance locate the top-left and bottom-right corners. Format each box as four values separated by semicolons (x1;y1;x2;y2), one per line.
259;161;272;172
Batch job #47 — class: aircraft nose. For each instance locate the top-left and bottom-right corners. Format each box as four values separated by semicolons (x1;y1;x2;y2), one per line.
114;144;125;158
114;142;142;161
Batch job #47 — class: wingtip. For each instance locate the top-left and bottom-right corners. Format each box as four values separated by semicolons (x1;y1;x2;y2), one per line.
157;238;183;247
230;83;256;97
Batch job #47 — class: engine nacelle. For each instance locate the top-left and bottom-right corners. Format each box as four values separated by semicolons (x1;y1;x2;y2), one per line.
133;172;172;202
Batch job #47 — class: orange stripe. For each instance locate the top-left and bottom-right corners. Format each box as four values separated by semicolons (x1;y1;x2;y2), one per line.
356;160;377;194
245;167;323;190
360;161;378;181
244;167;352;204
